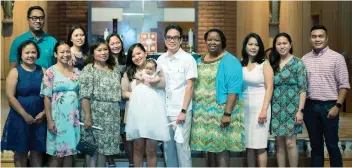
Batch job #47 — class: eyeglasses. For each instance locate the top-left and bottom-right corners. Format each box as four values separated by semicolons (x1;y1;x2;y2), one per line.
165;36;181;42
28;16;45;22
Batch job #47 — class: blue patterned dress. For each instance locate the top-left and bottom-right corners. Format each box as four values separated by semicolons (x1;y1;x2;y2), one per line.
270;56;307;136
40;65;81;157
1;65;46;152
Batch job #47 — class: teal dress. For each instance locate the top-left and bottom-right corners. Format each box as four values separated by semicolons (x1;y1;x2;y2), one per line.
270;56;307;136
40;65;81;157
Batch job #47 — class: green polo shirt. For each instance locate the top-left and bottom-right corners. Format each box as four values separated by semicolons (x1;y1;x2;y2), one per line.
9;31;57;69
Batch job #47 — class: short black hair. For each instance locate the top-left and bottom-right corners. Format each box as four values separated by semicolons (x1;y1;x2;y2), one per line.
241;33;265;66
54;40;70;54
310;25;328;34
27;6;45;18
67;25;89;55
17;40;40;63
164;24;183;38
204;28;227;49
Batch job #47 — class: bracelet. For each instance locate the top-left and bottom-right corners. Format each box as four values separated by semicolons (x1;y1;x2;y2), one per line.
223;112;231;117
181;109;187;114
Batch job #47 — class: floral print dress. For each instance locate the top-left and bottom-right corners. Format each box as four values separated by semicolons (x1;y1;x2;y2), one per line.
40;65;81;157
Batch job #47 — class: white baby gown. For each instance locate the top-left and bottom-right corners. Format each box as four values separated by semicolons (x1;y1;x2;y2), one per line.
126;69;170;142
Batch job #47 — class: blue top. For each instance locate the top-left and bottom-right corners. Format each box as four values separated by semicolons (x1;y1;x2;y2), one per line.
196;52;243;104
9;31;57;69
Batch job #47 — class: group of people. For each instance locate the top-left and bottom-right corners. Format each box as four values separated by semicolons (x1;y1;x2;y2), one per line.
1;5;350;168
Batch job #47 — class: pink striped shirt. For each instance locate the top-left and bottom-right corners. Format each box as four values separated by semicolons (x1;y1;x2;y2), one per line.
302;47;350;101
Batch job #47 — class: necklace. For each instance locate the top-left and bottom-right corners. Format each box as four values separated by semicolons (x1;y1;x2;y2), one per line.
204;50;226;62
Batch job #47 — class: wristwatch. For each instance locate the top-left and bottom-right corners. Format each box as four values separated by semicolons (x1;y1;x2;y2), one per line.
181;109;187;114
336;103;342;109
223;112;231;117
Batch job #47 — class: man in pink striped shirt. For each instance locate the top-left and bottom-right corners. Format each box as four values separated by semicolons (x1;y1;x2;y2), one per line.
302;25;350;167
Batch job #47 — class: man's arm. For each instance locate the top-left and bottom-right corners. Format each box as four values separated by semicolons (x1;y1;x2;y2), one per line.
337;89;348;105
328;55;350;118
176;78;195;124
182;78;195;110
9;39;20;70
10;62;18;70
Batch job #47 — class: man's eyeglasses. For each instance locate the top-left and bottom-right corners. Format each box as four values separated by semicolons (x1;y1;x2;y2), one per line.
165;36;181;42
28;16;45;22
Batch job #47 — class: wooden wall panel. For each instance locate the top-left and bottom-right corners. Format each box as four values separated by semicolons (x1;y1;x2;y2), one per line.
92;1;130;8
280;1;311;58
302;1;312;55
321;1;341;52
339;2;352;113
157;1;194;8
236;1;269;58
1;1;47;83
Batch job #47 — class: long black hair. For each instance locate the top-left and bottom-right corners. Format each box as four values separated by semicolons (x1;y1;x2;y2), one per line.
86;38;116;70
241;33;265;66
17;40;40;64
269;32;293;72
106;33;126;65
67;25;89;56
125;43;146;81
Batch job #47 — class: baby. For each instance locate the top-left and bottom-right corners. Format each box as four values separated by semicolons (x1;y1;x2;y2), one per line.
135;59;160;85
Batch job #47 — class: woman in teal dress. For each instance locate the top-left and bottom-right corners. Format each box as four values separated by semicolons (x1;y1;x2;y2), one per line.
41;41;80;166
190;29;245;167
269;33;307;167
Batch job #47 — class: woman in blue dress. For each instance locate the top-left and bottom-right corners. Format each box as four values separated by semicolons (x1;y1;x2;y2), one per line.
1;40;47;166
41;41;81;167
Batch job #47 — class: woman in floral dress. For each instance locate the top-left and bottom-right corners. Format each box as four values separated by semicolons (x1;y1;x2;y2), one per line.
79;38;122;167
269;32;307;167
41;41;80;166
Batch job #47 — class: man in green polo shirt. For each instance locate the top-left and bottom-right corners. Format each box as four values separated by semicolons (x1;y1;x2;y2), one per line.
9;6;57;69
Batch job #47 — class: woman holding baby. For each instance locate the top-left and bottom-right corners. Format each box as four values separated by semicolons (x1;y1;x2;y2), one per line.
122;43;170;167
